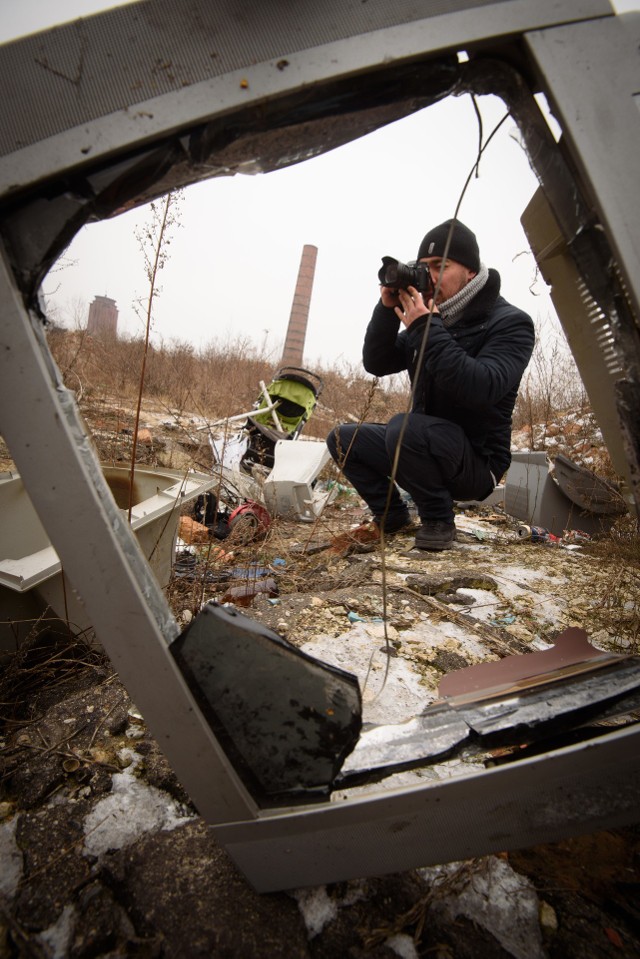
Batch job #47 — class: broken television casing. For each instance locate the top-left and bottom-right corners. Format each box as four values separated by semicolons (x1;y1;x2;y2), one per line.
0;0;638;891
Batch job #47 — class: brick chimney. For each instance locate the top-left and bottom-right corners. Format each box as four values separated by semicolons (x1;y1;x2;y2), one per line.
280;244;317;366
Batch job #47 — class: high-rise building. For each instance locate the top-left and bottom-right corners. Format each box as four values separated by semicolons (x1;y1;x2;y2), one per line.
280;245;317;367
87;295;118;337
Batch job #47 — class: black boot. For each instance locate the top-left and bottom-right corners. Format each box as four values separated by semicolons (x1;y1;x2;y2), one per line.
414;520;456;551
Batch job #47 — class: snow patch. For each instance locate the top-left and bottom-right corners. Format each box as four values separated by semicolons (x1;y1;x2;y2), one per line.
292;886;338;937
37;904;76;959
419;857;545;959
301;624;431;724
292;880;367;938
83;753;195;858
0;816;22;896
387;933;420;959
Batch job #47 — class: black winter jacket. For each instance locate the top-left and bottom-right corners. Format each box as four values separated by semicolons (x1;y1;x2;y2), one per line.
363;269;535;480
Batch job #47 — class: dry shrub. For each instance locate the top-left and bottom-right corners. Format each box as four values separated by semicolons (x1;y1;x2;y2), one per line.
45;325;410;436
513;316;589;439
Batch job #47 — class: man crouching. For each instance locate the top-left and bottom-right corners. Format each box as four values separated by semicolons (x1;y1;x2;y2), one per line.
327;219;535;551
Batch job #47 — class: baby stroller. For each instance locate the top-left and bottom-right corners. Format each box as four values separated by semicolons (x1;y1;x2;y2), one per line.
199;365;327;531
241;366;324;471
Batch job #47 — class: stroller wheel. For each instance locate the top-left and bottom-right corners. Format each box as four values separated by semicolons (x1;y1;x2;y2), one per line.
229;512;258;540
228;501;271;544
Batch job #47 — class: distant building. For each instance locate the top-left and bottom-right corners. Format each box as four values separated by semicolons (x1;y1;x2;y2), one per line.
87;295;118;337
280;245;317;367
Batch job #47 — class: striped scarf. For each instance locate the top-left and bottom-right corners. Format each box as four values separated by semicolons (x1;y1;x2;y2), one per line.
439;263;489;327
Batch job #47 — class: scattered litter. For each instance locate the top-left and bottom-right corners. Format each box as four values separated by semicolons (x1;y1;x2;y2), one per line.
330;523;381;555
347;611;383;624
228;500;271;541
230;565;272;580
454;515;500;541
174;551;197;574
210;545;234;562
517;524;561;543
190;367;330;527
220;577;278;607
517;525;593;549
347;611;367;623
172;550;229;584
561;529;591;544
469;528;487;541
489;613;517;626
324;480;356;496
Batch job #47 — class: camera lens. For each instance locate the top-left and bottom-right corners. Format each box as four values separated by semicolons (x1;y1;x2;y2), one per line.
384;262;414;288
383;264;400;285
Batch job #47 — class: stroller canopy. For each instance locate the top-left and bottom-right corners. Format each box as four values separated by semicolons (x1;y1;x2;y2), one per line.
250;367;323;437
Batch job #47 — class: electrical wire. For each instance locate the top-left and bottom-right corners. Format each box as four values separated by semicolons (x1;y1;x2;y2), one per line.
365;100;513;700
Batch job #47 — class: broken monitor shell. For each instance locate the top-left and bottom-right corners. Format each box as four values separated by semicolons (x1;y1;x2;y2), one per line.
1;0;639;892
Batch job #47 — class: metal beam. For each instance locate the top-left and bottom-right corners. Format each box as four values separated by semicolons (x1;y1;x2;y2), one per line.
0;249;256;824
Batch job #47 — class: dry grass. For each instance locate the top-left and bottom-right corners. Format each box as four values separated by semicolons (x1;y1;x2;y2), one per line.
585;514;640;645
0;625;110;725
45;324;409;446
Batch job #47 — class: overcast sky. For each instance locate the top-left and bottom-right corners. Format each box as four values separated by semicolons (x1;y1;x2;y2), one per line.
2;0;638;370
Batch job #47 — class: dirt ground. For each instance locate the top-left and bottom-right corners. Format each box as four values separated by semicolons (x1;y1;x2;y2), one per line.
1;403;640;958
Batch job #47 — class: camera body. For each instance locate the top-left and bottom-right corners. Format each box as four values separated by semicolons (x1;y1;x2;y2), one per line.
379;256;434;296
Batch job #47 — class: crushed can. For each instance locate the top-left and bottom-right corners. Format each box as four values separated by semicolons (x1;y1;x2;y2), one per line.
517;524;560;543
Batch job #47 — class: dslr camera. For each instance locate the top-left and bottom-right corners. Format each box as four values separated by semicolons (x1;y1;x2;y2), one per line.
379;256;434;296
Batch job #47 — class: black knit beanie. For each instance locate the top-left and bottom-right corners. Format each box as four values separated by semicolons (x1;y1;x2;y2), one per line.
416;219;480;272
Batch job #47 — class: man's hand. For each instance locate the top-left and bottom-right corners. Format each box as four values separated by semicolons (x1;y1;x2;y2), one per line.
380;285;401;309
395;285;433;328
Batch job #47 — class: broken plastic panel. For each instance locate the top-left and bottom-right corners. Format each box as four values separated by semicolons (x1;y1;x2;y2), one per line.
520;186;639;512
438;625;617;697
170;602;362;805
338;656;640;790
553;453;627;515
503;451;621;537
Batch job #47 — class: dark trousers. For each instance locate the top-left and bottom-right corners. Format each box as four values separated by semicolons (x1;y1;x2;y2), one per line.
326;413;494;525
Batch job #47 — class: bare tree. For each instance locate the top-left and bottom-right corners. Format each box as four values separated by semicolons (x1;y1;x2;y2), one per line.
128;191;183;518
